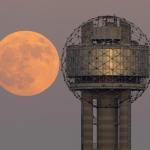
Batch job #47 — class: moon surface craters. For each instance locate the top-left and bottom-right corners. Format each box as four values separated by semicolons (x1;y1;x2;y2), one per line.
0;31;60;96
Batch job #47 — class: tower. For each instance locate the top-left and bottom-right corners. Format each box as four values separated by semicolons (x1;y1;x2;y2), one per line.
61;15;150;150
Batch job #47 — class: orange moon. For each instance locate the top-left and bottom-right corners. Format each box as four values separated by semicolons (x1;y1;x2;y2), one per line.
0;31;60;96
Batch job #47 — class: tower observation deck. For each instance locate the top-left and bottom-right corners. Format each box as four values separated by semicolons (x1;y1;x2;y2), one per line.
61;15;150;150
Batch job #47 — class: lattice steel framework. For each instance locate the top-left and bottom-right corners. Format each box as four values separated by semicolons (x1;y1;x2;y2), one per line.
62;15;150;107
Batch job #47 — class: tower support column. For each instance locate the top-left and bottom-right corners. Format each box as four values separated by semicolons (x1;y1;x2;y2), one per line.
119;91;131;150
81;91;93;150
97;91;118;150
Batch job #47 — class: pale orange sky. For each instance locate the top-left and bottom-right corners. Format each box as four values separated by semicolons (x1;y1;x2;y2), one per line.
0;0;150;150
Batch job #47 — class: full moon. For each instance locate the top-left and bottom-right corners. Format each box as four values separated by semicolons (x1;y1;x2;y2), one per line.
0;31;60;96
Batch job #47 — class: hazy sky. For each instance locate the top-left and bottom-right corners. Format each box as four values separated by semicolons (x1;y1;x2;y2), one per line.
0;0;150;150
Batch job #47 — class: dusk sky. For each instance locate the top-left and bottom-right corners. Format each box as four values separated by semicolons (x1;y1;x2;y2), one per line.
0;0;150;150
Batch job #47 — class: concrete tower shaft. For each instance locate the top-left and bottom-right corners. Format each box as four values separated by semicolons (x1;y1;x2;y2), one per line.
81;90;131;150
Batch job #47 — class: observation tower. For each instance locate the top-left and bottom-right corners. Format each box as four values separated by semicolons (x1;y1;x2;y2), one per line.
61;15;150;150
